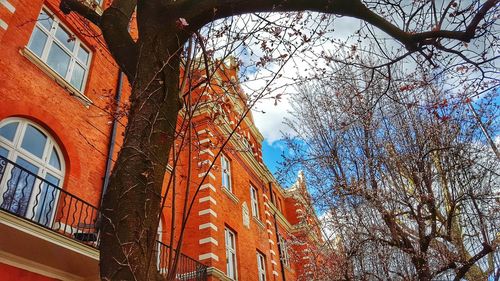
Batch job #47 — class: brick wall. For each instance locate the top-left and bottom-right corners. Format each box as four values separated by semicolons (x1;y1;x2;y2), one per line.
0;2;323;280
0;0;121;208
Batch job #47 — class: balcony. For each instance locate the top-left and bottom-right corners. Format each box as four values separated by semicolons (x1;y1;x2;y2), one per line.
157;242;208;281
0;155;208;280
0;155;100;247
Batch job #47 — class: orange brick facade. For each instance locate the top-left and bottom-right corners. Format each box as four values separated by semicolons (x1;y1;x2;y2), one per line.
0;1;325;280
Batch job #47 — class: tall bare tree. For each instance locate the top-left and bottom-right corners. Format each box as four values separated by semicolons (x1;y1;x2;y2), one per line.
283;63;499;280
57;0;498;279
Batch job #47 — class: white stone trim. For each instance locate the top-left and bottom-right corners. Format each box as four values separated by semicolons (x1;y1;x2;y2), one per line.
199;138;211;144
264;202;270;208
199;209;217;217
0;0;15;13
199;223;218;231
270;249;276;256
271;260;278;266
200;149;215;157
267;229;273;235
199;253;219;261
197;129;214;137
262;194;269;200
266;220;272;226
221;187;240;204
268;239;275;245
200;183;216;192
199;196;217;205
198;171;216;180
0;211;98;260
273;271;279;276
198;159;212;167
0;18;7;30
265;211;271;217
199;237;218;246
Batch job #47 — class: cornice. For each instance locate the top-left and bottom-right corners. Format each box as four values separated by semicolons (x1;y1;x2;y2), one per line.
267;201;292;231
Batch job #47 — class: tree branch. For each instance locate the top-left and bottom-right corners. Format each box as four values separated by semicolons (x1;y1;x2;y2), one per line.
60;0;102;26
412;0;499;43
453;242;495;281
61;0;139;82
172;0;497;52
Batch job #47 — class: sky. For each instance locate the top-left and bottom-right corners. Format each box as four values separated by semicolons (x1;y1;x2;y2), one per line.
261;140;287;175
240;15;364;175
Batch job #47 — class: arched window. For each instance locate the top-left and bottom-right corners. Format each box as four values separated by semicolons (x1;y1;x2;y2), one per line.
0;118;65;226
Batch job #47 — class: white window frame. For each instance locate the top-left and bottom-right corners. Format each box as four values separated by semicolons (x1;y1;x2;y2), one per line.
27;7;92;92
0;117;65;226
225;228;237;280
156;219;166;274
278;234;290;268
221;154;232;192
257;252;266;281
250;185;260;219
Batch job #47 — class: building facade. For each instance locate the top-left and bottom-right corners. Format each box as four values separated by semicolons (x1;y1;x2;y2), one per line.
0;1;325;280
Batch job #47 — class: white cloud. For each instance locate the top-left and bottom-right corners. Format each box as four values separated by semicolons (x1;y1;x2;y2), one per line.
252;94;294;144
243;15;364;144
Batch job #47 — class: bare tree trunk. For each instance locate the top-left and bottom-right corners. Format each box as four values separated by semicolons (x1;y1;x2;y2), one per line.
99;21;185;279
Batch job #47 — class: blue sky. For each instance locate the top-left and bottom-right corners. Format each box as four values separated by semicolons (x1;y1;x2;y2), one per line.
261;140;285;175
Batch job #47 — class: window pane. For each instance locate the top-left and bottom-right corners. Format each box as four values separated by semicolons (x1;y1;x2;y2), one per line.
0;146;9;158
230;253;236;278
16;156;39;174
0;122;19;142
46;43;71;77
21;125;47;158
37;9;54;31
45;173;60;186
55;25;75;51
3;158;38;216
77;46;89;65
49;148;61;170
36;173;60;226
70;63;85;90
28;27;48;58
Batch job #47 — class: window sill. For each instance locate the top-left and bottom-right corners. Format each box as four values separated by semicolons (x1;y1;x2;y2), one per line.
221;187;239;204
252;216;265;229
20;47;93;107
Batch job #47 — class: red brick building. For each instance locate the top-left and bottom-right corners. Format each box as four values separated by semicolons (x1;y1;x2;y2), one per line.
0;1;325;280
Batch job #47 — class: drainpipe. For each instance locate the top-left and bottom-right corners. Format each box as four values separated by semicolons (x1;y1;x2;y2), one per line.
269;182;287;281
100;70;124;208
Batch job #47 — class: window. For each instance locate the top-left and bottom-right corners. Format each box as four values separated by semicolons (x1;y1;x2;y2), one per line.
157;220;167;274
221;154;232;192
278;234;290;268
0;118;65;227
250;185;260;219
256;252;266;281
27;8;91;92
225;228;237;280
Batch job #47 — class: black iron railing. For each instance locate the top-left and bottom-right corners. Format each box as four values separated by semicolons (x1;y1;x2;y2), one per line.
0;155;208;280
0;155;100;247
157;241;208;281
